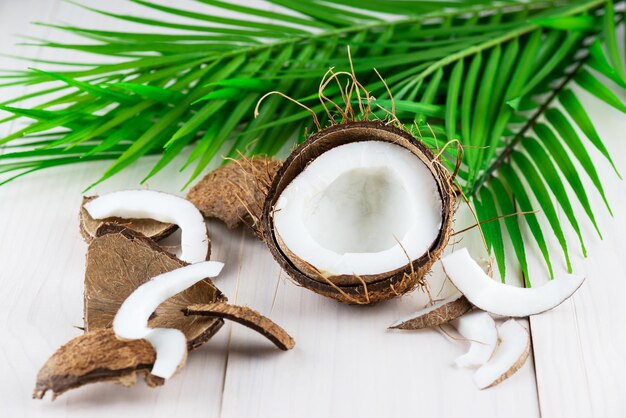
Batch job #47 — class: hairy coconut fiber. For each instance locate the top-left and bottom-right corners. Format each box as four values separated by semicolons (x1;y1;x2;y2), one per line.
33;329;162;400
84;224;225;350
80;196;177;243
187;157;281;232
262;121;455;304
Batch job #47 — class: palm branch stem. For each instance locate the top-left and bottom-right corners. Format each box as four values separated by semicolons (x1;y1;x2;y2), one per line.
471;57;589;195
471;9;624;195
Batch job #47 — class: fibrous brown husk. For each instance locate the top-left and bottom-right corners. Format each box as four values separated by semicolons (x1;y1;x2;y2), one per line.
185;303;295;351
261;121;455;304
187;157;282;233
389;294;472;330
84;224;225;350
33;329;163;400
79;196;177;243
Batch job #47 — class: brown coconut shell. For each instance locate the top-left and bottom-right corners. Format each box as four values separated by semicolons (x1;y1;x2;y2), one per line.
79;196;178;244
185;303;295;351
33;329;163;400
187;157;282;232
261;121;455;304
390;295;472;330
84;224;225;350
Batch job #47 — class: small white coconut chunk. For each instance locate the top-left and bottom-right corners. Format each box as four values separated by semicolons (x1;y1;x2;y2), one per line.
274;141;443;276
474;319;530;389
145;328;188;379
113;261;224;379
451;311;498;368
85;190;208;263
441;248;585;316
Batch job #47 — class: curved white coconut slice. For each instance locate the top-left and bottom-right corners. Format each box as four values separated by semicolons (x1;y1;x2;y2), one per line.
113;261;224;379
273;141;442;276
389;293;471;330
451;311;498;368
441;248;585;316
474;319;530;389
85;190;208;263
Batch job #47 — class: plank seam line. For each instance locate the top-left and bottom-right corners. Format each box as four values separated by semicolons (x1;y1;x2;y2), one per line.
217;228;246;418
528;318;544;418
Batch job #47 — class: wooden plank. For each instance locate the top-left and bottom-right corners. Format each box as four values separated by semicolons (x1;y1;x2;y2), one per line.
0;2;232;417
529;81;626;418
217;229;540;418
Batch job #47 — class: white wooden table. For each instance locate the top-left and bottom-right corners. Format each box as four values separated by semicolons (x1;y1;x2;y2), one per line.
1;1;625;417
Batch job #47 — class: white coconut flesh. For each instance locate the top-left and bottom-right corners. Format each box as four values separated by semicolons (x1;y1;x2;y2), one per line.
441;248;585;316
113;261;224;379
474;319;530;389
85;190;208;263
451;311;498;368
273;141;443;276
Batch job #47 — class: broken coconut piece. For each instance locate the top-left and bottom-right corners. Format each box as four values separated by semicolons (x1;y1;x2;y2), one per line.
80;196;177;243
187;156;281;231
441;248;585;316
84;190;209;263
474;319;530;389
262;122;454;304
84;225;225;350
185;303;295;351
451;311;498;368
113;261;224;379
389;294;472;330
33;329;162;400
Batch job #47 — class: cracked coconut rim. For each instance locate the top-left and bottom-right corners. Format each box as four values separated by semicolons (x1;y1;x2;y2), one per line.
273;140;443;276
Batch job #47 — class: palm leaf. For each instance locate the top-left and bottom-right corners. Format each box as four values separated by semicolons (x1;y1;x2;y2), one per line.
0;0;624;283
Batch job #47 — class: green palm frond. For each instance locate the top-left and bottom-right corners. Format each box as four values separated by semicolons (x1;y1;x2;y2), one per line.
0;0;624;282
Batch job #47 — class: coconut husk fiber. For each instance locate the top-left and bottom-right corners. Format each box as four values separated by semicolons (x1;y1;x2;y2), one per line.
187;156;281;233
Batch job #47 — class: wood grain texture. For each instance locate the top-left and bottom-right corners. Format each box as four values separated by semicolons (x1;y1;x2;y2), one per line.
528;73;626;417
0;1;623;418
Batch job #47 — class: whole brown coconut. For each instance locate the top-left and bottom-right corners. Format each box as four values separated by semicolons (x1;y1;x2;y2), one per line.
261;121;455;304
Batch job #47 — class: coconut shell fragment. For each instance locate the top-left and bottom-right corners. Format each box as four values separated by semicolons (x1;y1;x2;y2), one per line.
84;224;225;350
187;157;282;232
389;294;472;330
185;303;295;351
33;329;162;400
80;196;177;243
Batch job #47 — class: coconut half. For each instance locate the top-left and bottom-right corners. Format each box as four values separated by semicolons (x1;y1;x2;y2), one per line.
80;196;177;243
262;121;454;304
474;319;530;389
451;311;498;368
113;261;224;379
441;248;585;316
84;225;225;350
84;190;209;263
